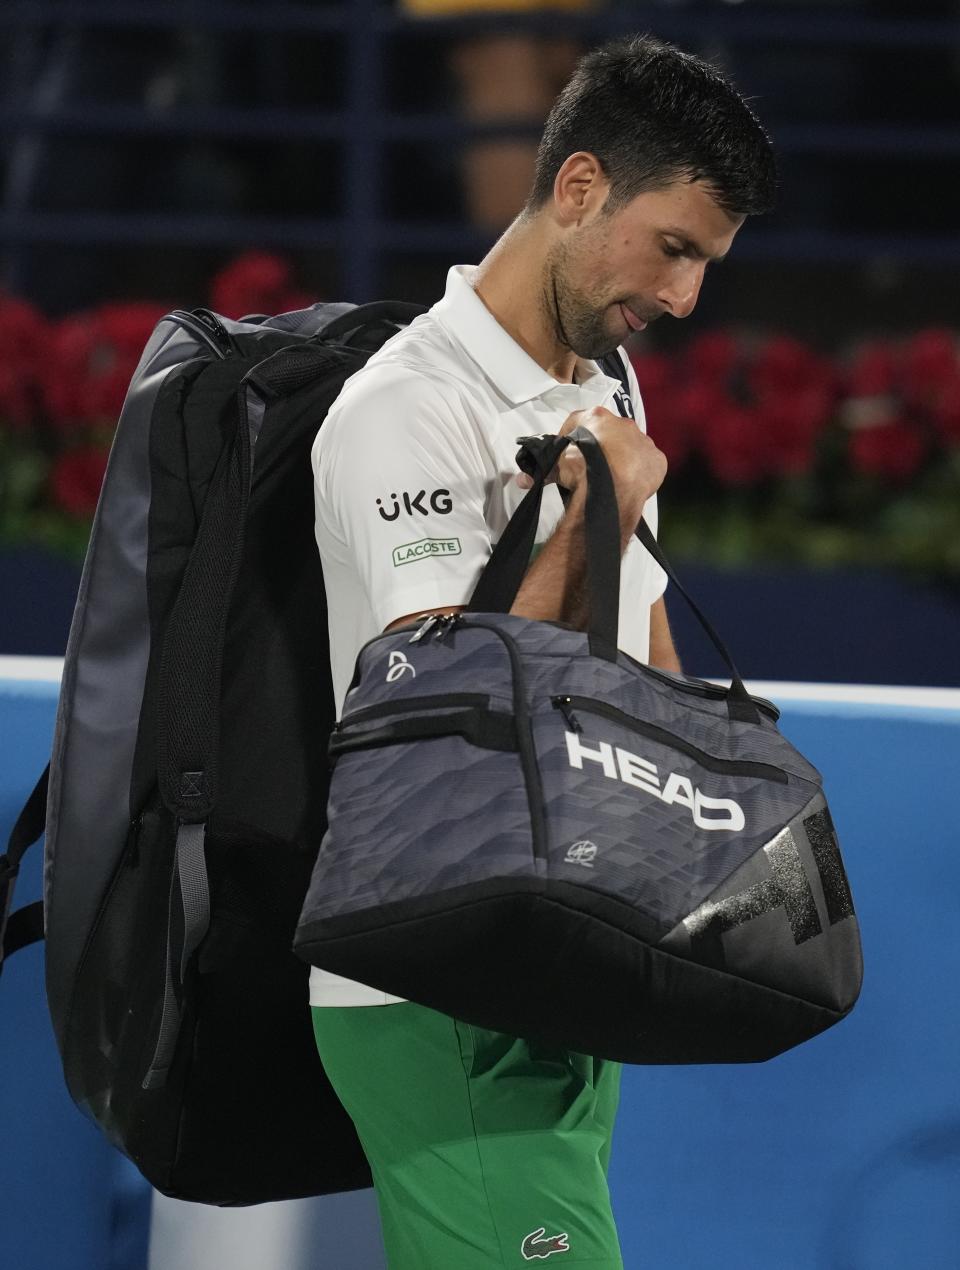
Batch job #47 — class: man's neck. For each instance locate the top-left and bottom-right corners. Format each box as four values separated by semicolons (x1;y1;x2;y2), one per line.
472;218;578;384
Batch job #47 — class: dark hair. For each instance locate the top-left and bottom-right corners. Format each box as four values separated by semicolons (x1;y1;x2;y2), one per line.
528;34;776;218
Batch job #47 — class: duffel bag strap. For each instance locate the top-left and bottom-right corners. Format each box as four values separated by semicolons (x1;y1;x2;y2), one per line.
471;425;761;723
467;432;567;617
631;520;759;722
598;351;760;723
468;428;622;658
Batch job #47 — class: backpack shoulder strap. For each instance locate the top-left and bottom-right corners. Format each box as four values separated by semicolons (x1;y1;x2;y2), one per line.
599;349;636;418
321;301;426;345
0;765;49;971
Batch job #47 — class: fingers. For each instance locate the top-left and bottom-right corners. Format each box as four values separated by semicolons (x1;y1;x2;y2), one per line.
514;407;624;489
515;406;665;517
557;409;591;437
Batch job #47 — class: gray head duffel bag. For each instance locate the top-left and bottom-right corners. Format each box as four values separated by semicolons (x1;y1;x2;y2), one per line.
295;429;863;1063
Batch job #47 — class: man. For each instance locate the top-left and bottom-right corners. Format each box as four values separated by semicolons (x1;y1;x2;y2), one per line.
310;34;775;1269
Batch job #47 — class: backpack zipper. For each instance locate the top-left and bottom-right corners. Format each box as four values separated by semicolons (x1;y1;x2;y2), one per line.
551;695;791;784
167;310;231;360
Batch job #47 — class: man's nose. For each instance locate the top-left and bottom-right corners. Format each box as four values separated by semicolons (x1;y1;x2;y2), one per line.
657;262;706;319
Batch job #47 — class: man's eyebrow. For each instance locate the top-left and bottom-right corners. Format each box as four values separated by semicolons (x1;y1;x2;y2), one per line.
662;229;729;264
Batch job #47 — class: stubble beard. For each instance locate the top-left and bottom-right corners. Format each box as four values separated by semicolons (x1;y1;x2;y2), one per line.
542;238;622;362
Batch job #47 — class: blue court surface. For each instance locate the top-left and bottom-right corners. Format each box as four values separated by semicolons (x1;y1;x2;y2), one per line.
2;664;958;1270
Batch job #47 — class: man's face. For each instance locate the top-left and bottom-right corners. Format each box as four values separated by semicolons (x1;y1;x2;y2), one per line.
544;179;745;360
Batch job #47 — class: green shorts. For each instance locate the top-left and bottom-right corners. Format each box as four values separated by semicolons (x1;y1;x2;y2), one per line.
312;1001;623;1270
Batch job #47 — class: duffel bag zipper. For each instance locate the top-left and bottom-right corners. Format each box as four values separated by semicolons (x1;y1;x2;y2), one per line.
408;612;462;644
336;691;491;730
636;665;780;721
468;619;547;859
551;695;790;785
539;620;779;721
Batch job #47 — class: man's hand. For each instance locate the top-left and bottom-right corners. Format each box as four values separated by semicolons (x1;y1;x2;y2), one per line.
518;407;666;535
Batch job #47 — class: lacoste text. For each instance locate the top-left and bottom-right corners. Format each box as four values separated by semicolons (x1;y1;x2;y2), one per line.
564;731;745;831
392;538;462;567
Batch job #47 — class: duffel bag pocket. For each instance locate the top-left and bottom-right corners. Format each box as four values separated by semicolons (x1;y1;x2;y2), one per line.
302;695;534;923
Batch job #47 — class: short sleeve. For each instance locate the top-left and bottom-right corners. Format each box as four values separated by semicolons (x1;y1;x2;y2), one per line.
312;365;492;631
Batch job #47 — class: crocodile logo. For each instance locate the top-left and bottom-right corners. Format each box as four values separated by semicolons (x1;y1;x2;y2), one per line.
521;1227;570;1260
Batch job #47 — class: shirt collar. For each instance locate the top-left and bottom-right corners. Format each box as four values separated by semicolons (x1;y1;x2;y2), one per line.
431;265;620;408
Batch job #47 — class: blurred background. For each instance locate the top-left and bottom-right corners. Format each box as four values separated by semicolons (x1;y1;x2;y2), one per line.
2;0;960;682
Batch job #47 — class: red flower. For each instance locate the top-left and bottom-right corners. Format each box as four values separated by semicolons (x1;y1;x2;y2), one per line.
699;398;768;486
901;326;956;390
848;421;927;483
748;335;825;399
209;251;294;319
43;314;99;426
630;352;691;468
761;382;835;477
49;446;110;519
97;302;168;359
673;380;726;436
43;303;166;428
684;330;739;386
846;341;898;398
746;336;836;479
888;331;960;444
0;293;49;429
931;370;960;444
630;351;673;397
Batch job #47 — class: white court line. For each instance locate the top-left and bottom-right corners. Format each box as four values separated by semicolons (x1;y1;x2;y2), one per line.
0;656;64;683
742;681;960;712
2;657;959;713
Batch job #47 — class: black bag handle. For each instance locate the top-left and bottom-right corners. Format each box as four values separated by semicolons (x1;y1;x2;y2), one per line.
630;518;758;720
466;432;566;617
467;427;622;656
597;351;760;723
321;302;426;344
471;352;760;721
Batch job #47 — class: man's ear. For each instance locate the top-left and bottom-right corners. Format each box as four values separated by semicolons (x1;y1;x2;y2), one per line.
552;151;610;226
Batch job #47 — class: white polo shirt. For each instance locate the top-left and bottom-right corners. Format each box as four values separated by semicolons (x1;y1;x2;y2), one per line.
309;264;667;1007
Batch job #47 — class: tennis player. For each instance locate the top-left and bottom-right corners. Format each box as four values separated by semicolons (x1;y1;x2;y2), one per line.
310;34;776;1268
